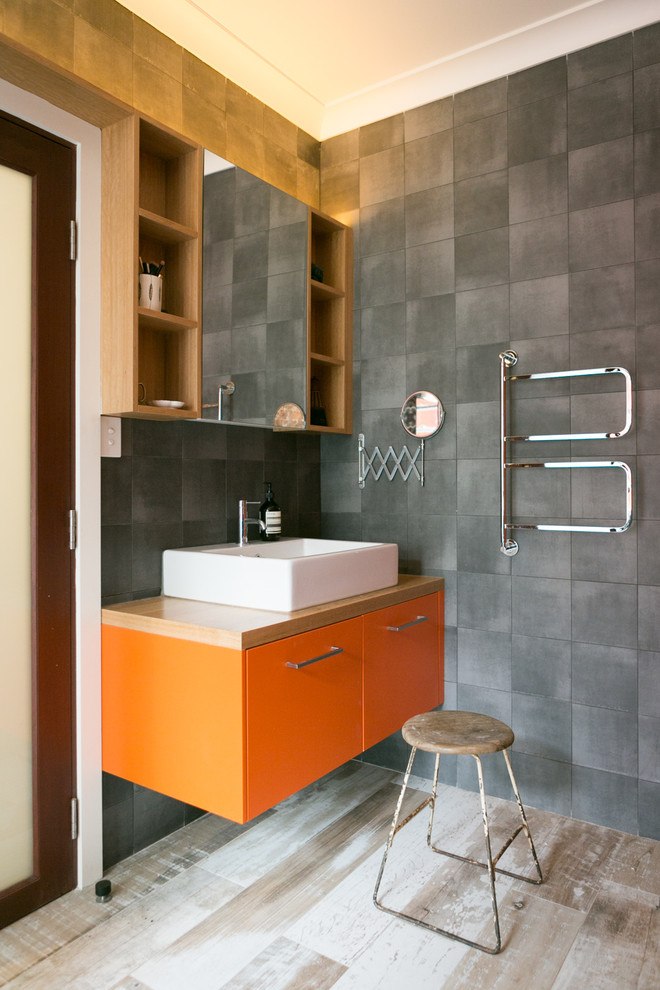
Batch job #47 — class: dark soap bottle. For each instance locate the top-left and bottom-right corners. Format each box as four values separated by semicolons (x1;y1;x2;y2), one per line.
259;482;281;541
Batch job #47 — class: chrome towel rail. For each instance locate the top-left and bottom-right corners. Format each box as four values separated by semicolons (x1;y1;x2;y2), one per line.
499;350;633;556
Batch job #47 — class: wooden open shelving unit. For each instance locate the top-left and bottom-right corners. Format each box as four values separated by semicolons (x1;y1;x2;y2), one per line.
307;208;353;434
101;114;202;418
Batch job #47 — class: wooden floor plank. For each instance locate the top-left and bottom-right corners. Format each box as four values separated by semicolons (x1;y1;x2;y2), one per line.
1;867;241;990
441;888;585;989
551;881;658;990
326;914;468;989
2;761;660;990
222;936;346;990
131;782;421;990
523;816;622;913
203;762;396;887
606;832;660;896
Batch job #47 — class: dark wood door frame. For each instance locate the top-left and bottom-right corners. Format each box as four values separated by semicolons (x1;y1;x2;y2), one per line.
0;110;77;928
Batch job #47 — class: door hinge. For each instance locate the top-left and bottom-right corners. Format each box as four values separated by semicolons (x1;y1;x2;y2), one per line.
69;220;77;261
71;797;79;841
69;509;78;550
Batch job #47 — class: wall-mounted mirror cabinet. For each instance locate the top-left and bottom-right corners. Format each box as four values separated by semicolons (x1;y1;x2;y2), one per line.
201;151;353;432
100;114;353;434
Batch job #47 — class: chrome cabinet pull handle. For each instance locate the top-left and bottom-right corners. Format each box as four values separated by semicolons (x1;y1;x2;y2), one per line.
285;646;344;669
387;615;429;632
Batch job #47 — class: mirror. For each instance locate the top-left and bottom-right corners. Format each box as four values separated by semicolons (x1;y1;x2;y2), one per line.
201;151;309;428
401;391;445;438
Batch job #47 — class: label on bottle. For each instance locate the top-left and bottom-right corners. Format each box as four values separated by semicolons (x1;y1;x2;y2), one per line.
265;508;281;535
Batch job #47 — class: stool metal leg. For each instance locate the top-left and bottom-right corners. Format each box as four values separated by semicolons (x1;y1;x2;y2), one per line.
474;754;502;953
374;745;543;954
501;748;543;884
426;753;440;848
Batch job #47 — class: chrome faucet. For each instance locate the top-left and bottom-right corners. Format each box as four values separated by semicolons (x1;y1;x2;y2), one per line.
238;500;266;547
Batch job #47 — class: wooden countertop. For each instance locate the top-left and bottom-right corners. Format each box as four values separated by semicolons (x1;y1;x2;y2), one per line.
101;574;444;650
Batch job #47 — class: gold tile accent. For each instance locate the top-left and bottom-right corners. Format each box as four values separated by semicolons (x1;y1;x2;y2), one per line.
183;86;226;157
183;50;225;111
4;0;74;72
297;160;321;209
226;113;265;178
133;55;182;132
74;17;132;106
297;129;321;169
321;160;360;215
263;142;298;198
226;80;264;134
1;0;320;206
133;13;182;84
264;106;298;157
74;0;132;47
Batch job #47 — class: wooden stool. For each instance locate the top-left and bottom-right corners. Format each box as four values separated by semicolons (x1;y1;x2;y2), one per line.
373;710;543;954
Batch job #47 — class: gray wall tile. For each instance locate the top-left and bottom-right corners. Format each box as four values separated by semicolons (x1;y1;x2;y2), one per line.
572;642;638;711
568;136;633;211
508;94;566;166
639;652;660;717
510;751;571;815
567;74;633;151
509;156;567;222
512;693;572;762
511;634;571;700
510;214;568;281
457;571;512;634
454;113;507;180
572;703;638;775
455;226;509;289
572;580;637;648
567;35;632;88
455;170;508;234
512;577;571;640
510;275;569;339
571;766;638;832
569;200;634;271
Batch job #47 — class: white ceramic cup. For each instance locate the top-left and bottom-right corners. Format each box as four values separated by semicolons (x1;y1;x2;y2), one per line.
138;274;162;311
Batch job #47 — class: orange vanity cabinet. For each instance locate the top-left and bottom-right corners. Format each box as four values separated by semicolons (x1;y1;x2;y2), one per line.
363;593;443;750
101;624;248;822
101;576;444;824
246;618;362;819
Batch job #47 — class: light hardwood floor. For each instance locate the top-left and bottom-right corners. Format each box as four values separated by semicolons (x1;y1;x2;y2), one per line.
1;760;658;989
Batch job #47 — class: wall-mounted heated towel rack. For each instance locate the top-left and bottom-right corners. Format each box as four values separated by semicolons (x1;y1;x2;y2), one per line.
500;350;633;556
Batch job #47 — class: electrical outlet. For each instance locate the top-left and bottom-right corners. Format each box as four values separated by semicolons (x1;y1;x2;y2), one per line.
101;416;122;458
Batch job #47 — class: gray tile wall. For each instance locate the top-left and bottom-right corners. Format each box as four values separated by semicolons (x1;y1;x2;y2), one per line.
320;23;660;839
101;417;320;865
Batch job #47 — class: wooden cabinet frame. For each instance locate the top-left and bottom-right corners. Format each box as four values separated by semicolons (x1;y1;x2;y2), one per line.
101;114;202;418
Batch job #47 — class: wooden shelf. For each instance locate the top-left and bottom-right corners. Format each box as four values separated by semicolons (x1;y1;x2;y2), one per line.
306;207;353;434
102;114;202;418
139;208;197;244
310;351;343;366
138;308;197;331
311;279;344;301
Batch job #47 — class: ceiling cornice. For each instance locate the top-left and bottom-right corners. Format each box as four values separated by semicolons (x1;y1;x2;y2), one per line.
119;0;660;139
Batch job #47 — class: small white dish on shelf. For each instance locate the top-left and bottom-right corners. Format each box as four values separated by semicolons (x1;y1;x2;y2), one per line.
148;399;186;409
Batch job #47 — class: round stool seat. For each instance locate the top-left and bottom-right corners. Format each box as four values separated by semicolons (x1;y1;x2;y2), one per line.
402;710;514;755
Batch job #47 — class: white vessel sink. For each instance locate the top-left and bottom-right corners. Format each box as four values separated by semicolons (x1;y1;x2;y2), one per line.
162;538;399;612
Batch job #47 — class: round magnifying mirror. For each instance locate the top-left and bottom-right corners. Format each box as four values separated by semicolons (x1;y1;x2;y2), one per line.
400;390;445;438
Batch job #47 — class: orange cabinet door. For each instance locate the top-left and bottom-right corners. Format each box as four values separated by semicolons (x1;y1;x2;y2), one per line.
246;617;363;819
102;625;248;823
363;592;443;750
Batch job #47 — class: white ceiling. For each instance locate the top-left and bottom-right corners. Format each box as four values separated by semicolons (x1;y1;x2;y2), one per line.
119;0;660;138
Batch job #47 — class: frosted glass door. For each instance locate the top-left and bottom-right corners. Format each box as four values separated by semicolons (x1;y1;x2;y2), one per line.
0;162;34;889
